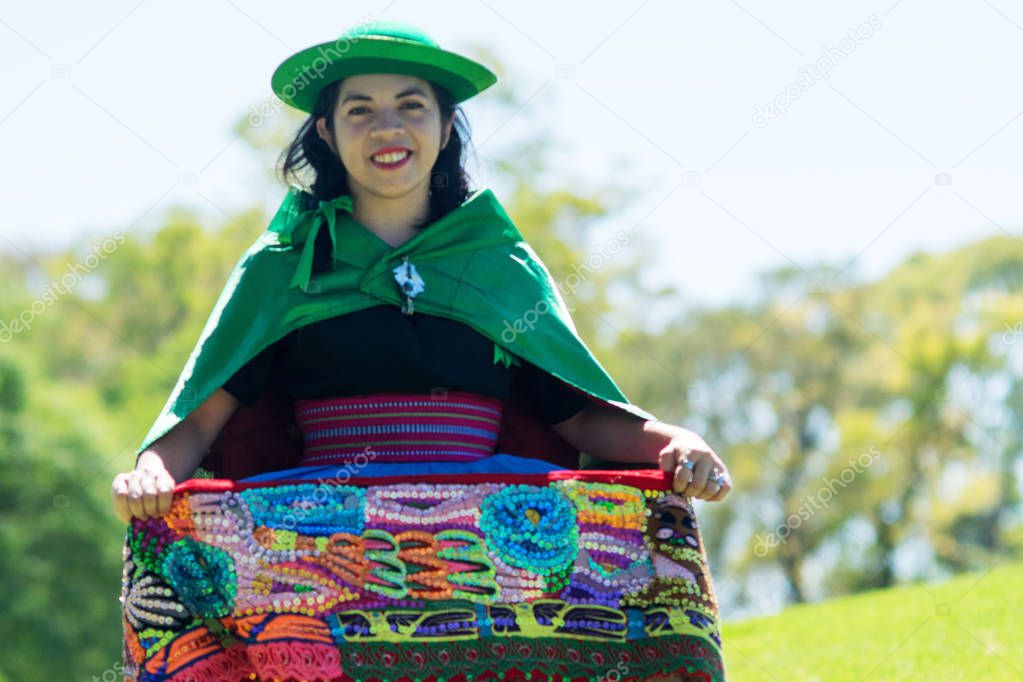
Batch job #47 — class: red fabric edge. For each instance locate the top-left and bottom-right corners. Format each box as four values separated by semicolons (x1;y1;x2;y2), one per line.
175;468;674;494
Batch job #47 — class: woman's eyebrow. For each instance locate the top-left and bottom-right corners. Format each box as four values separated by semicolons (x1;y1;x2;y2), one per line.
341;87;428;105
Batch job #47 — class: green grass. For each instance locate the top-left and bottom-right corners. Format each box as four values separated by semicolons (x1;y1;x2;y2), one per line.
721;560;1023;681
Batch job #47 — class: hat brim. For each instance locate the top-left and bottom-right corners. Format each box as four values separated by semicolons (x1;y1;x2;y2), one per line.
271;36;497;114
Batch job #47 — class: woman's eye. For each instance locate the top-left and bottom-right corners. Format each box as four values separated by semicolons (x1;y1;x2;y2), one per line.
347;102;419;116
401;101;425;110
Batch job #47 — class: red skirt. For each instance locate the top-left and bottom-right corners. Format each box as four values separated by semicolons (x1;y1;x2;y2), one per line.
119;469;726;681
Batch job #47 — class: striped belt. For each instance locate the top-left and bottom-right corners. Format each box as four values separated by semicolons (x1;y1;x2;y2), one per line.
293;391;503;466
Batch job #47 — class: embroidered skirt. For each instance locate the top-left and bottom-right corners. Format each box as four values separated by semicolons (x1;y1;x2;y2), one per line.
119;462;726;681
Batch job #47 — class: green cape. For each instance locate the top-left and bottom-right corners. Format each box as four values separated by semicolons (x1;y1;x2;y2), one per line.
133;185;658;466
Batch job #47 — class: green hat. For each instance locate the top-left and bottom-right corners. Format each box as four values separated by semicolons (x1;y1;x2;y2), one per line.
271;21;498;114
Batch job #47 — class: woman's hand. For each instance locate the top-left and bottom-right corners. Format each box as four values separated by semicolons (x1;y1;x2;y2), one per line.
657;428;732;502
111;457;176;524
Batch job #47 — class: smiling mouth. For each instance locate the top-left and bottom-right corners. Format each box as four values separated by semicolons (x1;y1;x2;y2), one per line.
370;150;412;167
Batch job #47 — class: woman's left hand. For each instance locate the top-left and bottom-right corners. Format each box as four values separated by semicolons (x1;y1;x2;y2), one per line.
657;428;732;502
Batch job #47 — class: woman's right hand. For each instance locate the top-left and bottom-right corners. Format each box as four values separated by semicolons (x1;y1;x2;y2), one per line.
111;458;176;524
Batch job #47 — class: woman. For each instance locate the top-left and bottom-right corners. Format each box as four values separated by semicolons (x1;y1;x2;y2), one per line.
113;21;731;682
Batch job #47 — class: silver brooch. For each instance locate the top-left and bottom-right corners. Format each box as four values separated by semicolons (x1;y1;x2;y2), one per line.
392;256;425;315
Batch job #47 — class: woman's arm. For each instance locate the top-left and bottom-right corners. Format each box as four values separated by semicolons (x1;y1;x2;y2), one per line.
112;388;241;522
552;403;733;501
136;388;241;481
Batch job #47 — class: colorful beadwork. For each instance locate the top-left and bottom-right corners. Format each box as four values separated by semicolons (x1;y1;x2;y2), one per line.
120;472;724;682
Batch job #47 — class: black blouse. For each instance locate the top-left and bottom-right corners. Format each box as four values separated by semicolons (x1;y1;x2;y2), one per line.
221;304;592;425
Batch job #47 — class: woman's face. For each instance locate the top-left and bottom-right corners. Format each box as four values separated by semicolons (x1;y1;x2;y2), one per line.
317;73;453;201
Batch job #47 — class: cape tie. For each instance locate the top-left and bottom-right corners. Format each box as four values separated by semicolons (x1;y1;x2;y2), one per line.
274;193;354;293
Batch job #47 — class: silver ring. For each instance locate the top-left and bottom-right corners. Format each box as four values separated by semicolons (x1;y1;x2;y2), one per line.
682;459;696;471
710;470;726;487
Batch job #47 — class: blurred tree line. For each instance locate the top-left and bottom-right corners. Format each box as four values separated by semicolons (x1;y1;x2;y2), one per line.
1;54;1021;679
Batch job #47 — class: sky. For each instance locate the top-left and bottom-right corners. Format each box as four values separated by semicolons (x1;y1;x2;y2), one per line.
2;0;1022;309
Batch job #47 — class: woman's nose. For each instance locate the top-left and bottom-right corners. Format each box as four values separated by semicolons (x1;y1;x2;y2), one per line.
371;108;404;135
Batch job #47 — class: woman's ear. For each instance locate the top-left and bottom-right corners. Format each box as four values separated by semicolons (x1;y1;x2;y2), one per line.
315;117;337;155
440;117;454;150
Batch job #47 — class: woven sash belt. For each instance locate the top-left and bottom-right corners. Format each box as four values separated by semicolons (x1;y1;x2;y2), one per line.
293;391;503;467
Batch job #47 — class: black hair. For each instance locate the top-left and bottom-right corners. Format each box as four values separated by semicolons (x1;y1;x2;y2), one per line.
276;78;476;227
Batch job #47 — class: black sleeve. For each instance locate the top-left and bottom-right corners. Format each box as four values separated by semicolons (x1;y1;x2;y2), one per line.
514;360;593;425
221;342;276;407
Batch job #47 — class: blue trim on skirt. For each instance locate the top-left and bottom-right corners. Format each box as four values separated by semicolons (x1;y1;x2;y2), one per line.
238;452;567;482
